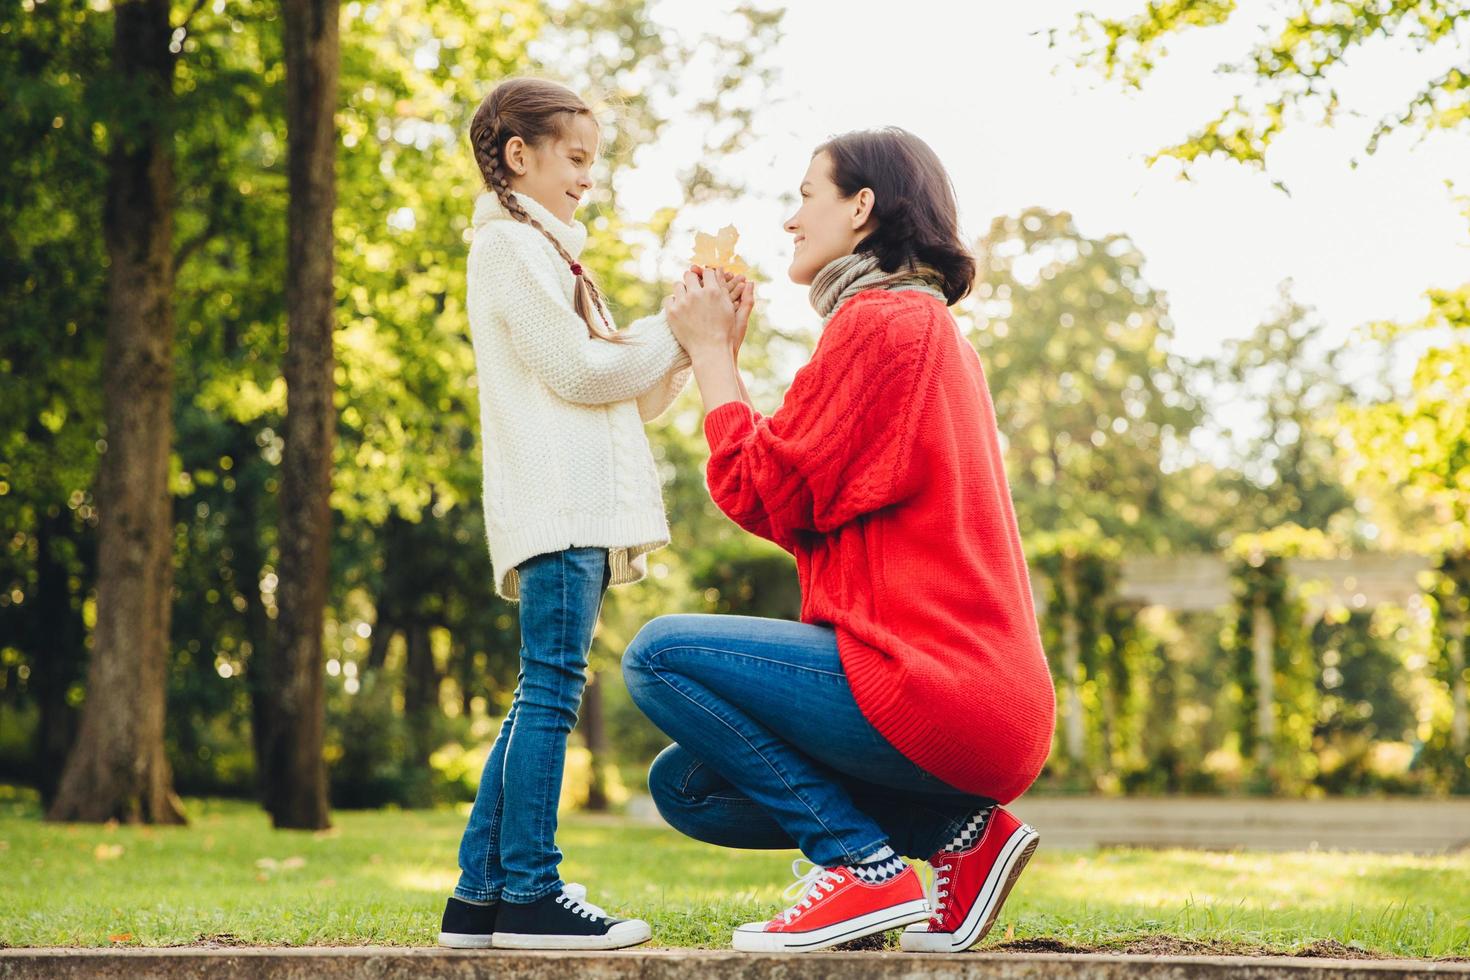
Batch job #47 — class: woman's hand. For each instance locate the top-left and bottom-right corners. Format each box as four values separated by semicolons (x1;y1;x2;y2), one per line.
666;269;737;358
731;275;754;355
681;266;755;355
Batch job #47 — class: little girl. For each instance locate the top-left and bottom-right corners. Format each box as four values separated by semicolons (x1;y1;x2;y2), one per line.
436;77;748;951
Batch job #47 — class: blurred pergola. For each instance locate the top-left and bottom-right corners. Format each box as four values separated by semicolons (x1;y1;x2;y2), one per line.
1029;554;1466;769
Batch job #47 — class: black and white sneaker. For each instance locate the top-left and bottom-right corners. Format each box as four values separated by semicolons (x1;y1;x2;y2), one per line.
492;883;651;950
437;895;497;948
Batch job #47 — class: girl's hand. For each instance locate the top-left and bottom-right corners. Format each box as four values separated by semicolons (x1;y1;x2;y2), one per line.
666;269;736;356
686;264;746;305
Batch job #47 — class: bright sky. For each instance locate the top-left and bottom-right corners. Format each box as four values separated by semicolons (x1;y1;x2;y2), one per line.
616;0;1470;367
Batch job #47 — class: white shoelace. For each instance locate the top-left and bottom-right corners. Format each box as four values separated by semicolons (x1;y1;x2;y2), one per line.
926;860;953;926
556;882;607;921
778;859;844;925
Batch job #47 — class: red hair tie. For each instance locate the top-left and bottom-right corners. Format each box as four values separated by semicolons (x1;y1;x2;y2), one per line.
569;262;584;277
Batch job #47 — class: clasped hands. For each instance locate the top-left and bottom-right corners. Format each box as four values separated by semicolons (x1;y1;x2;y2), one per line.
664;265;755;360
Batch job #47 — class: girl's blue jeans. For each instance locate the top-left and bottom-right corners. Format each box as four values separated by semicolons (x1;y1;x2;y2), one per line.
622;614;994;867
453;547;609;905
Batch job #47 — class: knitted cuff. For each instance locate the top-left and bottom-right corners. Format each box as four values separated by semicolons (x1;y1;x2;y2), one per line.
702;400;756;452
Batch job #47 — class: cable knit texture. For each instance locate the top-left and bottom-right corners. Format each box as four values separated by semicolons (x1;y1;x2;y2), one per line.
466;189;691;600
702;289;1056;801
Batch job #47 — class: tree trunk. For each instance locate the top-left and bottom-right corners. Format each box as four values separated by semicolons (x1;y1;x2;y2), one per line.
403;622;440;767
47;0;184;825
454;640;474;718
364;515;407;675
1251;592;1277;773
1448;603;1468;755
226;423;278;804
1059;559;1086;770
32;509;90;809
579;669;610;812
264;0;339;830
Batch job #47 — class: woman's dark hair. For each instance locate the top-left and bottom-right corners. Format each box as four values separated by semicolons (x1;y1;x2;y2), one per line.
816;127;975;304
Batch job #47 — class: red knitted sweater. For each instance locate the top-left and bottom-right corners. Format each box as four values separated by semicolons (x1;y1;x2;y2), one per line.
702;289;1056;802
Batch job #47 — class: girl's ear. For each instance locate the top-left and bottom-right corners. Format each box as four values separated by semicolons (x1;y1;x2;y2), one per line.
504;135;528;176
850;187;876;230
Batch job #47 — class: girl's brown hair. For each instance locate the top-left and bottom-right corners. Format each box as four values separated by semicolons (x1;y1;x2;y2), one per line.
817;127;976;305
470;78;621;341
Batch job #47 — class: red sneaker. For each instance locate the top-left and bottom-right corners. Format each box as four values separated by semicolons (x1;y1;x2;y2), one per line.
900;806;1039;952
732;859;930;952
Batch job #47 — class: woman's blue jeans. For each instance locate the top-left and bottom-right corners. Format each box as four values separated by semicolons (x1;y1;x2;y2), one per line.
622;614;994;867
454;547;609;905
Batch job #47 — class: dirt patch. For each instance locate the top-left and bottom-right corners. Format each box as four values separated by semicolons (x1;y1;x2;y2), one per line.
182;933;251;947
991;935;1389;960
1114;937;1275;958
1292;940;1382;960
991;938;1095;955
831;932;891;952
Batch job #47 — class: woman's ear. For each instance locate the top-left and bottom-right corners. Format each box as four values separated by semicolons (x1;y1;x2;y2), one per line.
851;187;876;231
504;135;528;176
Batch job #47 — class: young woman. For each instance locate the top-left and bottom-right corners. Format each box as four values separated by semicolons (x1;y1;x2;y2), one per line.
623;127;1055;954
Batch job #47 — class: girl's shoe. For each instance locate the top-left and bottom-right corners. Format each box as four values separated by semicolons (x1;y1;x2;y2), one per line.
731;859;930;952
900;806;1039;952
437;896;497;948
492;883;651;950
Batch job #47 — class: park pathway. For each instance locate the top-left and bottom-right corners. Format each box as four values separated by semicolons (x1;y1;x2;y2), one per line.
621;794;1470;853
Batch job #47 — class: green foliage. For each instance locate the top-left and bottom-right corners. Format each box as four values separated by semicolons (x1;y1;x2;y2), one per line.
1068;0;1470;173
965;208;1204;552
1203;282;1358;538
1340;285;1470;557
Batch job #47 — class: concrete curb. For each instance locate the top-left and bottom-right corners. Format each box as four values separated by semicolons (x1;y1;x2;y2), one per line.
1;948;1468;979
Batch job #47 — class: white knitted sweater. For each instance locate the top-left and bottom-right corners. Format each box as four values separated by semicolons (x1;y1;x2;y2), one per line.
466;190;691;601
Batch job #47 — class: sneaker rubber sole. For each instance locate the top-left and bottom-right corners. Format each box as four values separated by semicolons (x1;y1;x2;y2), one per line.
491;919;652;950
732;898;930;953
901;823;1040;953
436;930;494;949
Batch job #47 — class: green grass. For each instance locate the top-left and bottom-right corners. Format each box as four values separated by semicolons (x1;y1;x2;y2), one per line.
1;786;1467;957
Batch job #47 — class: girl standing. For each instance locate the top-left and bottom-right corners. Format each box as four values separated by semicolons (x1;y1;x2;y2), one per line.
437;77;749;952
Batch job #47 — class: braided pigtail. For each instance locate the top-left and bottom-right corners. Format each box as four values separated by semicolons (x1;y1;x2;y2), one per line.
470;82;624;343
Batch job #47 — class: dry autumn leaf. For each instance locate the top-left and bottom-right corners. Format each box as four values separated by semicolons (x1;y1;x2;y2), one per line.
1005;923;1015;942
93;843;124;861
689;225;749;277
108;933;133;944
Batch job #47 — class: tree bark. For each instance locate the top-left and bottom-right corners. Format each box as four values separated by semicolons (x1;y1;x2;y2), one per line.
47;0;185;825
32;509;90;809
579;669;611;812
1251;592;1277;773
264;0;339;830
1447;601;1468;755
402;622;440;767
225;423;278;804
1059;559;1086;769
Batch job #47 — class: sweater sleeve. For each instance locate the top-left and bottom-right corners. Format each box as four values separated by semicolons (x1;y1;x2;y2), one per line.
635;341;694;422
479;226;686;406
702;298;936;548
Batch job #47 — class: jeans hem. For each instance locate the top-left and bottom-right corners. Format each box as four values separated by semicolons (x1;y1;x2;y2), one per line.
453;885;502;904
501;880;563;905
846;837;896;867
921;810;981;858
